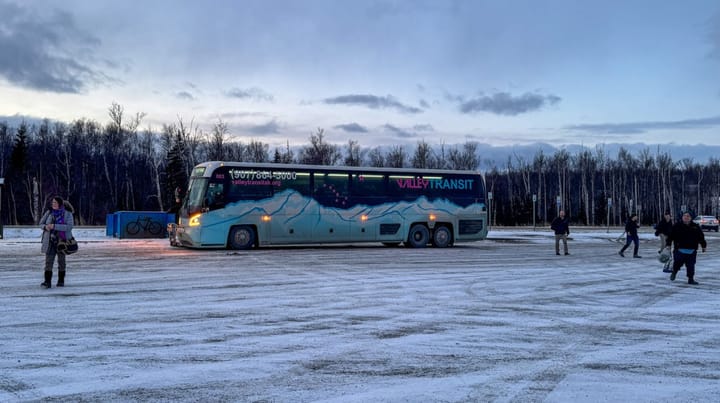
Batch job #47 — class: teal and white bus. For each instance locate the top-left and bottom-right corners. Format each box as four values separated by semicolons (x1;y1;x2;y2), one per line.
171;161;488;249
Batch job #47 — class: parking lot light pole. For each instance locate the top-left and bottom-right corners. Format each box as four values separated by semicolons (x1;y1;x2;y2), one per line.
0;177;4;240
532;194;536;231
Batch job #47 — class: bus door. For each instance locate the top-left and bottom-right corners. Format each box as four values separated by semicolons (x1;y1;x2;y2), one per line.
267;170;314;244
349;173;386;241
312;172;351;242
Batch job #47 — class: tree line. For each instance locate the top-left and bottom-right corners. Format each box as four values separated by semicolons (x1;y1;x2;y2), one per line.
0;103;716;227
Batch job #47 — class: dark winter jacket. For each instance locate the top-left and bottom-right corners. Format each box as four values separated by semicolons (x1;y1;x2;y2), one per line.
654;218;672;237
666;221;706;251
551;216;569;235
624;219;639;237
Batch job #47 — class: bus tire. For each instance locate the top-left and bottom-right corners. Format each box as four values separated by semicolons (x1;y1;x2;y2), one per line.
432;226;452;248
228;225;255;250
406;224;429;248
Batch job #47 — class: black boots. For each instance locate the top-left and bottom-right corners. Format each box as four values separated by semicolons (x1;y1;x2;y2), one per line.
688;276;699;285
41;271;52;288
41;271;66;288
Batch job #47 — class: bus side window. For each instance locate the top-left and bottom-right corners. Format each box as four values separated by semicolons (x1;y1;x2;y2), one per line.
206;183;225;210
313;172;350;208
350;173;386;206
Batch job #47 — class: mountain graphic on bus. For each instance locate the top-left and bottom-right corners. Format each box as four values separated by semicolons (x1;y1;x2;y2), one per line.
195;189;485;247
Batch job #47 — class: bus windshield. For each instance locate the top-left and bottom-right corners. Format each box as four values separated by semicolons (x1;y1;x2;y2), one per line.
185;178;208;216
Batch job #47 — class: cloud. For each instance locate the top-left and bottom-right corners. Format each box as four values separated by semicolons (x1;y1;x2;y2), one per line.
382;124;417;139
458;92;561;116
176;91;195;101
248;119;282;135
565;115;720;135
413;124;434;132
225;87;274;102
219;111;267;120
0;2;113;93
323;94;423;114
334;123;368;133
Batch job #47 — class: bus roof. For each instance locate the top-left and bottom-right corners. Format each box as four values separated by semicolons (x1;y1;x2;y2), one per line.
193;161;483;177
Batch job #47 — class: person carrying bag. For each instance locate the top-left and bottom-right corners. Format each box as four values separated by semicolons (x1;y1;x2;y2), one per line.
39;196;75;288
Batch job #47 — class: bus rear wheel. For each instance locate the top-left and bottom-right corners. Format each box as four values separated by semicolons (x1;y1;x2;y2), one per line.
432;226;452;248
228;225;255;250
406;224;429;248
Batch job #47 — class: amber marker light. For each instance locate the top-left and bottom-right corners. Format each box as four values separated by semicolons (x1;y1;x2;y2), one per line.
262;215;272;222
361;214;368;222
189;214;201;227
429;214;437;221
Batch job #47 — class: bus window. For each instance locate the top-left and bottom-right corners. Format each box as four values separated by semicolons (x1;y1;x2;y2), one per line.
314;172;349;208
206;182;225;210
387;174;422;202
225;167;273;202
350;173;386;206
273;170;311;197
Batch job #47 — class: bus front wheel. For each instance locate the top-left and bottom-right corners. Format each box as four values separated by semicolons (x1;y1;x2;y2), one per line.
406;224;429;248
228;226;256;250
432;226;452;248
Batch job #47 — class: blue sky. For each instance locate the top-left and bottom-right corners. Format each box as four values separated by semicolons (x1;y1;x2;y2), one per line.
1;0;719;149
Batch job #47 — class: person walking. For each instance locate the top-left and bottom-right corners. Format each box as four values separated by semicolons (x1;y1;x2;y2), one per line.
551;210;570;255
654;211;673;254
665;211;706;285
619;213;641;258
39;196;74;288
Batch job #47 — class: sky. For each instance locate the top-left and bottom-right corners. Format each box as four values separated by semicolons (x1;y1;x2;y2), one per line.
2;226;720;401
1;0;719;150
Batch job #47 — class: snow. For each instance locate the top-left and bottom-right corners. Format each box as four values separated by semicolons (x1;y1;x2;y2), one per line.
1;226;719;402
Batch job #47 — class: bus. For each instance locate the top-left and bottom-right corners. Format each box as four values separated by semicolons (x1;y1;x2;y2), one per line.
170;161;488;249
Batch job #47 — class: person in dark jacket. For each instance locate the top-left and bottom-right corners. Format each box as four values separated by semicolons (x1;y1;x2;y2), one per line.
665;211;706;285
550;210;570;255
619;214;641;258
654;211;673;253
39;196;74;288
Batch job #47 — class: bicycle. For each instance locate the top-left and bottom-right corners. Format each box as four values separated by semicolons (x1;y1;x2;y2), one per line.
126;216;164;236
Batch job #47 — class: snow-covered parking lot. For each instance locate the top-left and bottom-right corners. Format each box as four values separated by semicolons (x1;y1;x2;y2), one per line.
2;227;719;402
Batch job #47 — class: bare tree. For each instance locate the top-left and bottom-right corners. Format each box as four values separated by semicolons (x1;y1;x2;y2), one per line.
246;139;269;162
298;128;340;165
273;141;294;164
208;119;229;161
448;142;478;171
344;139;362;166
411;140;434;168
367;147;385;167
385;145;406;168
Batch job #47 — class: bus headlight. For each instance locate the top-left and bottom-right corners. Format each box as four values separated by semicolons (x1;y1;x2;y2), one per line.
189;214;201;227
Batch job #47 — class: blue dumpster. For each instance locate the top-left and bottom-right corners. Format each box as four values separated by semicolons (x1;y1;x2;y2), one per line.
106;211;175;239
